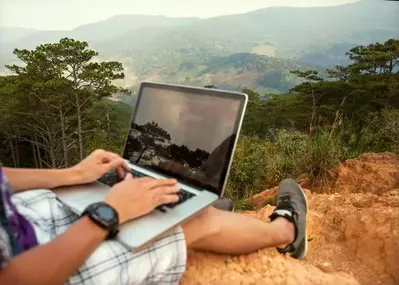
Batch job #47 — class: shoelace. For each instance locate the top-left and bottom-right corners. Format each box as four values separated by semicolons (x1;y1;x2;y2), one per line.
276;195;295;212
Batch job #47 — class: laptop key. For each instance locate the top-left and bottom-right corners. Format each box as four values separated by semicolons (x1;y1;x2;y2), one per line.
99;170;123;187
164;189;195;208
155;206;166;213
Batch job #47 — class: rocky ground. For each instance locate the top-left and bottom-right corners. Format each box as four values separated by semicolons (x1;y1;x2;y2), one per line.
180;152;399;285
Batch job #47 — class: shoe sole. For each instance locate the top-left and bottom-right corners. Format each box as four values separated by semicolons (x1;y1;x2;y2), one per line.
286;179;308;260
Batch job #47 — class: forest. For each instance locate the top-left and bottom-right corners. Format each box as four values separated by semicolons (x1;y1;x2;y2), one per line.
0;38;398;205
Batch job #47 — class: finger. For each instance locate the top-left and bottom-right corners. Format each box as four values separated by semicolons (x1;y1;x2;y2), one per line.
100;151;120;163
116;167;125;178
135;177;155;183
153;185;180;197
121;162;130;174
116;162;130;178
103;152;130;176
103;157;126;173
154;194;179;206
145;178;178;190
124;173;133;180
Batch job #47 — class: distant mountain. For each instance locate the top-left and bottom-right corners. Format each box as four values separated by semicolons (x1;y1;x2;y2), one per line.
0;15;199;52
1;0;398;90
0;27;36;43
123;53;317;94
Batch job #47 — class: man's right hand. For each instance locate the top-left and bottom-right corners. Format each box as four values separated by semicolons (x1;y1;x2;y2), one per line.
105;174;179;224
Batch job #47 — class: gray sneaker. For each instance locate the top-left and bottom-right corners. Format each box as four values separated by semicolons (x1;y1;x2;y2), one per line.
268;179;308;259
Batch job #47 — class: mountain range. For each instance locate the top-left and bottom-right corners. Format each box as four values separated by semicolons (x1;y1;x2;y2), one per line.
1;0;398;93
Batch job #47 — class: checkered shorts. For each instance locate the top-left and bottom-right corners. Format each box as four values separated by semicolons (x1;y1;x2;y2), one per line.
12;190;187;285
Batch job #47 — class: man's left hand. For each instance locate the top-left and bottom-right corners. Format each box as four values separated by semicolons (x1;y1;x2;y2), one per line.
70;149;130;185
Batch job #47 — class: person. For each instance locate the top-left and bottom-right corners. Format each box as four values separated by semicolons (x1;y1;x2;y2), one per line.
0;149;308;285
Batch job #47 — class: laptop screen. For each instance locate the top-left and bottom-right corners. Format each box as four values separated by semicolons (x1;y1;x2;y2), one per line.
123;83;246;196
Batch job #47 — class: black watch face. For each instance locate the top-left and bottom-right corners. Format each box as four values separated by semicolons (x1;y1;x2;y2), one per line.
97;206;115;222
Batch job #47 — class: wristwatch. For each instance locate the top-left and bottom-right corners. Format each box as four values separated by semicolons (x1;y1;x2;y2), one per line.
82;202;119;239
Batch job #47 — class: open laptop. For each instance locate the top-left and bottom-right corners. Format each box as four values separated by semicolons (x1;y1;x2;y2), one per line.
55;82;248;250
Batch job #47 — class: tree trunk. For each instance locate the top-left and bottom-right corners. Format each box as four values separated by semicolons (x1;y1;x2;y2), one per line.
330;96;347;138
135;146;148;164
309;84;316;136
106;106;111;133
75;93;84;160
14;139;19;168
47;127;56;168
8;138;17;168
31;138;38;168
34;131;43;168
59;108;69;167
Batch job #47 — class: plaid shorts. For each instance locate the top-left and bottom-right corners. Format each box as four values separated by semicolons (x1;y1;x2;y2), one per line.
12;190;187;285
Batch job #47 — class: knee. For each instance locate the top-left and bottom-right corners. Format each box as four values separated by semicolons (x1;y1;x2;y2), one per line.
193;206;222;235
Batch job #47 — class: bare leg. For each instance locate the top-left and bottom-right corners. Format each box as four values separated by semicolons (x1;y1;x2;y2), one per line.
182;206;294;255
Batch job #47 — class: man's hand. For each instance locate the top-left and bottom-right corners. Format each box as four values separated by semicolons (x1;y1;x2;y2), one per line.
105;174;179;224
71;149;130;185
4;149;130;192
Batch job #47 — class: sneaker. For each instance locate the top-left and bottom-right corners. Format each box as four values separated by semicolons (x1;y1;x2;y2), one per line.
213;199;235;212
269;179;308;259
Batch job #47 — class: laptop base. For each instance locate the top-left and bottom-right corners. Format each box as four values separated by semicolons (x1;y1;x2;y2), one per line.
55;180;218;251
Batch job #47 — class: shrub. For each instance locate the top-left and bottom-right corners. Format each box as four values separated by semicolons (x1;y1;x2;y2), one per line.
303;131;343;189
226;130;309;201
226;136;272;200
226;129;344;202
378;109;399;153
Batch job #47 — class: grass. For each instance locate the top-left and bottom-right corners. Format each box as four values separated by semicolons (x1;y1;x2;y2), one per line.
225;129;344;204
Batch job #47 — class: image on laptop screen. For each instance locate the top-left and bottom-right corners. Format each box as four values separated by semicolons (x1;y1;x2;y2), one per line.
123;84;245;196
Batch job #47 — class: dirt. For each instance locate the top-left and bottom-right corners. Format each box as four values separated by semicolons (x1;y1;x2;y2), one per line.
332;152;399;195
180;152;399;285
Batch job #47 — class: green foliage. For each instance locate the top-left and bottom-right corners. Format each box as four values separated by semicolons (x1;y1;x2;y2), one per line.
226;131;305;200
226;38;398;203
348;109;399;155
226;129;344;200
302;131;343;189
83;100;132;157
378;109;399;152
0;38;128;168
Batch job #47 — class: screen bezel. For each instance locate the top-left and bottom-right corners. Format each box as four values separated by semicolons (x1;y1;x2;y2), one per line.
122;81;248;197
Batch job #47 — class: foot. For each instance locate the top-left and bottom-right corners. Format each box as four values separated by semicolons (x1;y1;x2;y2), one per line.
213;199;235;212
269;179;308;259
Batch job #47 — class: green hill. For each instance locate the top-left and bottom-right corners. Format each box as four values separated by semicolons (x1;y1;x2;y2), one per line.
122;53;316;94
1;0;398;89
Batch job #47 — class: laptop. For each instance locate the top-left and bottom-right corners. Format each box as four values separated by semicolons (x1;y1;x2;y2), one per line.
54;82;248;250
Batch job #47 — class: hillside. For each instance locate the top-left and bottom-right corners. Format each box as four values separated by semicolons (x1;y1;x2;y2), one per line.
181;153;399;285
0;0;398;91
121;53;315;94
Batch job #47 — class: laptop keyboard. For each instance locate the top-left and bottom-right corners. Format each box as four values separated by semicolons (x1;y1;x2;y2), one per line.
98;169;196;212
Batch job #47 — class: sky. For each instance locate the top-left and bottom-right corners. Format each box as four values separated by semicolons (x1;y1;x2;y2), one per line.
0;0;360;30
136;87;240;152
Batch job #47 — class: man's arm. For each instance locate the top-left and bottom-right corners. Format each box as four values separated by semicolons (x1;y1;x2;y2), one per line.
0;172;180;285
3;149;130;193
3;168;80;192
0;216;108;285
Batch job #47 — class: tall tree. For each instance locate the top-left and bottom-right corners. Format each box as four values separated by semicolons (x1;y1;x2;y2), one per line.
290;70;324;135
2;38;126;167
45;38;125;159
